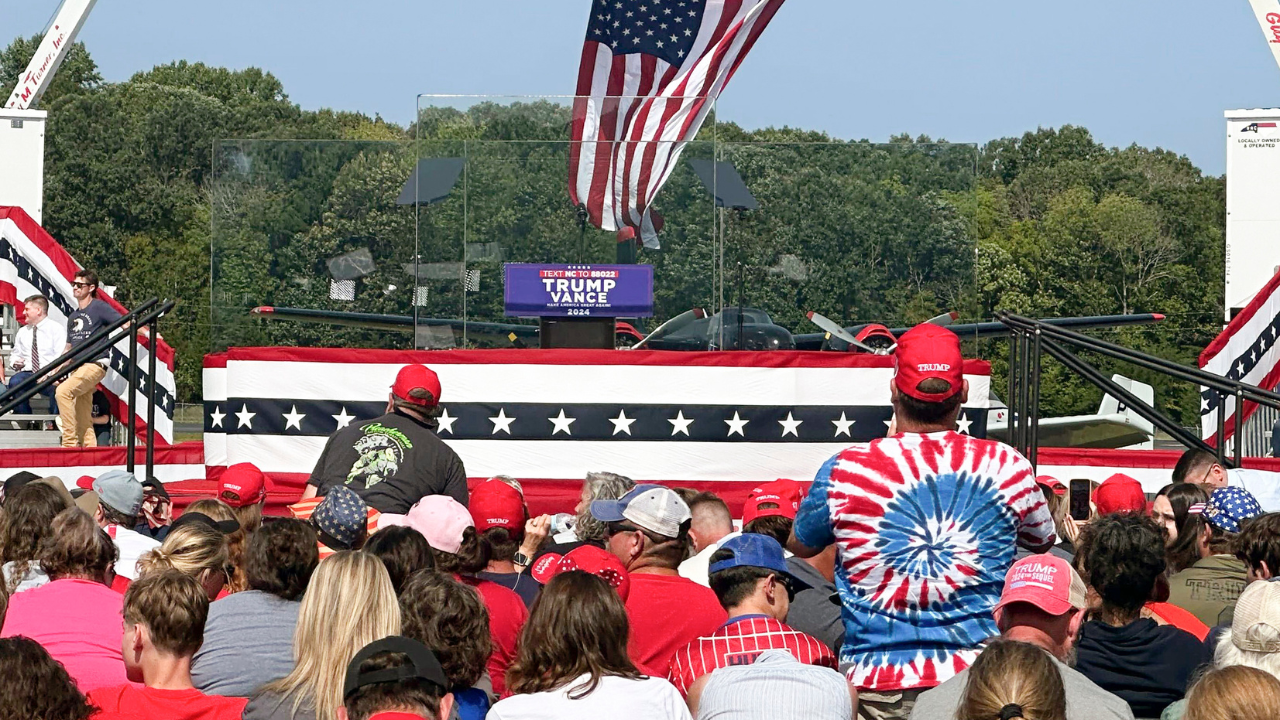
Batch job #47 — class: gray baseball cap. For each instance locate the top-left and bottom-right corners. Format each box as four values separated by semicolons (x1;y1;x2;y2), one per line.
93;469;144;517
591;484;692;539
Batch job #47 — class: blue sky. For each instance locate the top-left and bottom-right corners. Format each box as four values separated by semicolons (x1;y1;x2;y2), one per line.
9;0;1280;175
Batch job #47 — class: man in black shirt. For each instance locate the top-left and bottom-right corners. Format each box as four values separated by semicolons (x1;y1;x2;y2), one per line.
302;364;467;513
55;269;122;447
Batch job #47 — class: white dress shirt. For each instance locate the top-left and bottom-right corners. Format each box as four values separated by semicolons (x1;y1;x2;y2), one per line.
10;317;68;372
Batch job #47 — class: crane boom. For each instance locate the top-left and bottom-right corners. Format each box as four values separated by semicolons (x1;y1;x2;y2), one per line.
1249;0;1280;74
5;0;99;110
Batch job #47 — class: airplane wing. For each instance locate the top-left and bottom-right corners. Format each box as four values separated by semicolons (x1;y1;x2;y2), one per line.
793;313;1166;350
986;375;1156;449
249;306;540;346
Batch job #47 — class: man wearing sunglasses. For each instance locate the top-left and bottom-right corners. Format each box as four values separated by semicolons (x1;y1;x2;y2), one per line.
54;269;121;447
1173;448;1280;513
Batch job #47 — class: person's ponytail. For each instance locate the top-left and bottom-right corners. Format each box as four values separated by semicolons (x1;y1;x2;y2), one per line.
956;641;1066;720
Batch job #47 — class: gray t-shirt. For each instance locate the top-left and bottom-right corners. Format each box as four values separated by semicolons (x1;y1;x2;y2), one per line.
243;690;316;720
784;556;843;653
192;590;300;697
910;650;1134;720
697;649;851;720
3;560;49;593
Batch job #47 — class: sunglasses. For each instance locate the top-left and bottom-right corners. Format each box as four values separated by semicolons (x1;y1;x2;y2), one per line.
72;282;93;288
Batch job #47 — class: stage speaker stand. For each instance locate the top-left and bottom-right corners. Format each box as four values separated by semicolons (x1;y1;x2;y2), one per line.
539;317;615;349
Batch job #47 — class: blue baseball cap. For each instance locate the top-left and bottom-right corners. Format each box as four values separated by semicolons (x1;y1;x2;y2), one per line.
708;533;791;577
1203;486;1263;534
314;486;369;549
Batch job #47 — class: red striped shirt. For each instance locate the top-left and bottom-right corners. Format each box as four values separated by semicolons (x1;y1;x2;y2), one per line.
667;615;837;696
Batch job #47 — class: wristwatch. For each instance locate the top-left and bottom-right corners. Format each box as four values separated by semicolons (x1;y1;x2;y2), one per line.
513;550;533;568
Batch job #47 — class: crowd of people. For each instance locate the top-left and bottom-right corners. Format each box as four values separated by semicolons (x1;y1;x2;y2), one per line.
3;324;1280;720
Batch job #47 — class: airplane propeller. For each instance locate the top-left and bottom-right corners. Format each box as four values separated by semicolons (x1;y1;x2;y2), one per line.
805;311;881;354
630;308;709;350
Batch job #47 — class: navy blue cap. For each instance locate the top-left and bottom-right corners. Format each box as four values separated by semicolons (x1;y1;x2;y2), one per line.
709;533;791;577
314;486;368;549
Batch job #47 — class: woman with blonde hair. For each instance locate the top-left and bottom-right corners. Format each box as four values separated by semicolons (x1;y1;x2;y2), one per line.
136;520;229;600
957;640;1067;720
186;497;251;593
1184;665;1280;720
244;551;400;720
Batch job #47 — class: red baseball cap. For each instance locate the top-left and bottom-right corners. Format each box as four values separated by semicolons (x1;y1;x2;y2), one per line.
742;479;805;525
1094;473;1146;516
531;545;631;601
391;365;441;406
218;462;268;508
1036;475;1067;497
469;478;527;532
856;324;896;344
893;323;963;402
993;554;1087;622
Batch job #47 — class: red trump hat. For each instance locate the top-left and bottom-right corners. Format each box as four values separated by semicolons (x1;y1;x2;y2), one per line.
218;462;268;508
893;323;963;402
392;365;441;406
742;479;805;525
1094;473;1146;516
468;478;527;532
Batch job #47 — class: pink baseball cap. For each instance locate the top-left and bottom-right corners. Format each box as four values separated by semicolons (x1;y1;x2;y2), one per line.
993;554;1087;622
379;495;473;554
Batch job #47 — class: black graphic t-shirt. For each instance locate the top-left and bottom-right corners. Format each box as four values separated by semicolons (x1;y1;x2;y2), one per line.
307;409;468;513
67;299;122;361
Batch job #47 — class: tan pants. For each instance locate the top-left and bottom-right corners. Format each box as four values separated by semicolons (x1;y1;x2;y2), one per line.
857;688;924;720
55;363;106;447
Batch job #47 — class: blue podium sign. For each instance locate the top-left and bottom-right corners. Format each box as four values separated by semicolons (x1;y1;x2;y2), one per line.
504;264;654;317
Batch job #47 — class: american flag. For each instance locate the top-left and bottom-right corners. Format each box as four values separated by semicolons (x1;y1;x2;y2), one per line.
569;0;786;248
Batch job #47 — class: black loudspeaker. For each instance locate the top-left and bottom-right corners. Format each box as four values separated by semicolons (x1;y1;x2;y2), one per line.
540;317;615;349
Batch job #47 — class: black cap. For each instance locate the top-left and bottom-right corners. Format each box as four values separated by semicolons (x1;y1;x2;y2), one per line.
2;471;40;503
141;477;171;500
343;636;448;700
170;511;240;535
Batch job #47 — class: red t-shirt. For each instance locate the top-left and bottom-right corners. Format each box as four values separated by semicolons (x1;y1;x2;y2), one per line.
88;685;247;720
625;573;727;677
667;614;838;695
458;575;528;697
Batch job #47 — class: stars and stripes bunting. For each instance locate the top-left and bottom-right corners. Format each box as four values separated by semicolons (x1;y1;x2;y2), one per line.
569;0;786;247
0;207;176;443
212;347;991;485
1200;269;1280;447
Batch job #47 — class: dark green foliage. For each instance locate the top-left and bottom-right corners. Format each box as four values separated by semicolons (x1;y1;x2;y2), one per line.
3;38;1225;425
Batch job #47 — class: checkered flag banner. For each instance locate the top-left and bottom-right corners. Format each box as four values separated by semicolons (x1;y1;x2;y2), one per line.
1200;269;1280;447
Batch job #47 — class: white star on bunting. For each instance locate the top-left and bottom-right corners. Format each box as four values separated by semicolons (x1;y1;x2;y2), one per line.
610;410;637;436
235;404;256;429
725;411;748;437
669;410;694;436
832;411;854;438
549;409;576;436
210;406;225;429
956;415;973;435
779;412;803;438
490;409;515;435
332;406;355;429
282;405;305;431
436;408;457;434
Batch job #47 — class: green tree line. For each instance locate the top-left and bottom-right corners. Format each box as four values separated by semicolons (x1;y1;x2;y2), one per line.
2;37;1225;425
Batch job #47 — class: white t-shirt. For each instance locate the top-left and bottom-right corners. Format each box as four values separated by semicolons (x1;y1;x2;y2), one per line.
106;525;160;580
678;532;740;587
486;674;691;720
1229;468;1280;513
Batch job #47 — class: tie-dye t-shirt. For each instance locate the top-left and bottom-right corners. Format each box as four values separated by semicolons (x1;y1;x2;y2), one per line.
792;430;1054;692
